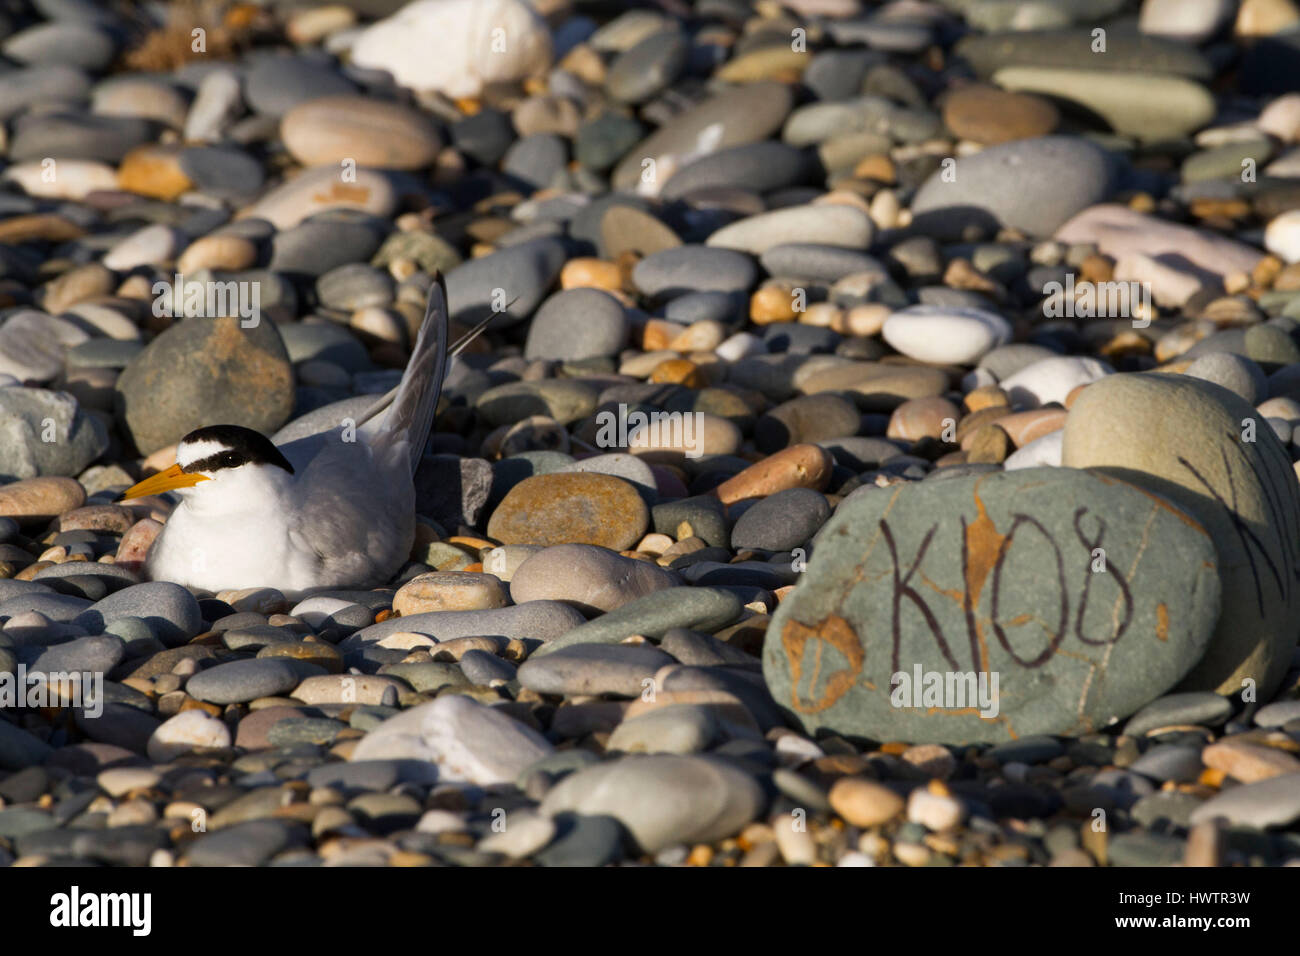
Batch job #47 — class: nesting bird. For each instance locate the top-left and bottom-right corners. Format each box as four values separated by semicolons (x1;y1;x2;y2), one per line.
121;277;457;595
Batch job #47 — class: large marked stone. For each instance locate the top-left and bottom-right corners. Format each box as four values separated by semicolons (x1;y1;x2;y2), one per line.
1063;373;1300;698
762;467;1220;744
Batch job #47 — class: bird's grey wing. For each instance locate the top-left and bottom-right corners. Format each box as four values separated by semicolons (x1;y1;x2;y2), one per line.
368;273;449;476
285;440;414;589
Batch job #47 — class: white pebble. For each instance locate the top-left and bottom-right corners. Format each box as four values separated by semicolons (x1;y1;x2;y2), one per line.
907;788;966;831
1265;210;1300;264
882;305;1011;366
999;356;1112;408
146;710;231;762
1004;430;1064;470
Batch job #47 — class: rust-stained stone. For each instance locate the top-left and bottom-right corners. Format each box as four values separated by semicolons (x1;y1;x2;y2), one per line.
762;467;1221;745
487;472;649;550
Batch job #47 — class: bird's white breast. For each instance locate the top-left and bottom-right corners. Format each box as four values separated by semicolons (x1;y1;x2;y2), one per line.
146;465;318;593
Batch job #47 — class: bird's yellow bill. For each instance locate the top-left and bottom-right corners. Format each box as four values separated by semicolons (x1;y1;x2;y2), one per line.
121;463;210;499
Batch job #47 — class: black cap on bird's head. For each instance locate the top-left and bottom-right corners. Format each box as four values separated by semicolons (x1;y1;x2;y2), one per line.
175;424;295;476
118;425;293;500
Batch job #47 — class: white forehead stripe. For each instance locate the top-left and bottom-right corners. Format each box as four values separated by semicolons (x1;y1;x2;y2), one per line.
175;438;231;468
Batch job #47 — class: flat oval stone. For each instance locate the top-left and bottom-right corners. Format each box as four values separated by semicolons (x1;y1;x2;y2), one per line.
911;136;1116;240
706;204;874;256
524;288;628;361
184;819;307;867
759;244;885;283
632;246;758;298
240;165;397;230
661;142;811;200
0;476;85;526
185;658;305;704
476;380;598;426
942;84;1059;144
393;571;509;615
9;112;154;164
993;67;1215;142
539;754;765;853
510;543;678;613
606;28;687;104
756;394;861;452
350;694;554;785
1055;204;1264;282
518;642;676;696
956;28;1212;80
281;95;442;169
92;76;190;128
612;82;795;193
531;586;741;656
731;488;830;552
488;473;649;550
763;467;1221;744
1064;373;1300;697
882;305;1011;365
1188;771;1300;829
270;218;386;277
24;635;124;675
146;709;231;762
73;581;202;645
243;55;357;117
343;600;585;647
0;64;92;121
444;237;568;326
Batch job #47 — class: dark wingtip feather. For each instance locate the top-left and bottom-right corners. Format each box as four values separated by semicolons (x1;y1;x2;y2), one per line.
378;272;449;475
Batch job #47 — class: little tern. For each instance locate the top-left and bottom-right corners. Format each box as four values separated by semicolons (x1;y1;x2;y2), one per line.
120;276;472;596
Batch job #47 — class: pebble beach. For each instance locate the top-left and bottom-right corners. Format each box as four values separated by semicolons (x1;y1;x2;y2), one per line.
1;0;1300;872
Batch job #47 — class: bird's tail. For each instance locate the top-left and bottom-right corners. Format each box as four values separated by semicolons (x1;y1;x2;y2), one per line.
370;273;450;476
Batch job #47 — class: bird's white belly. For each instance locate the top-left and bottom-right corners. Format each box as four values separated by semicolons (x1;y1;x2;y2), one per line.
148;501;319;593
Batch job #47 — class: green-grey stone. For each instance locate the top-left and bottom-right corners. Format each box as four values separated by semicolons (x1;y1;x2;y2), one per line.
992;67;1214;141
956;28;1213;80
652;496;730;549
370;230;461;275
475;380;599;426
762;467;1220;745
1244;324;1300;368
1123;692;1233;737
1130;790;1202;830
0;808;57;839
1108;831;1186;867
266;718;345;748
576;112;645;171
1181;139;1275;183
531;587;742;657
376;661;469;694
347;705;400;732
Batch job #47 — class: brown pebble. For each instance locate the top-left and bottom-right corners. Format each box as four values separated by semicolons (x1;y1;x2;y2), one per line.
966;424;1012;464
0;477;86;527
886;396;960;442
487;473;649;550
963;385;1009;412
749;283;798;324
994;408;1068;447
712;444;834;505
